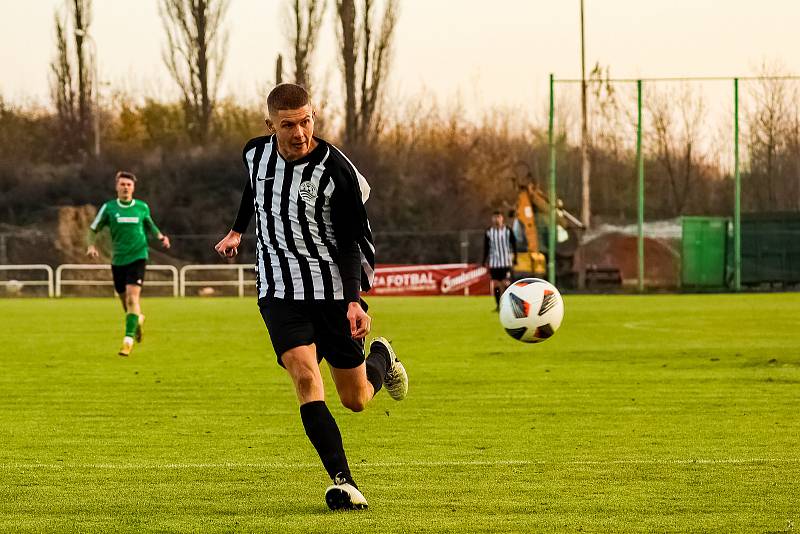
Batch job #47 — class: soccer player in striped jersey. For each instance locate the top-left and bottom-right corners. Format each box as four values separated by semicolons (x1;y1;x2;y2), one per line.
86;171;170;356
214;83;408;511
483;210;517;311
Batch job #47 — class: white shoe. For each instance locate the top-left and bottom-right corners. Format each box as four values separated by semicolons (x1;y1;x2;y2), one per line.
370;337;408;401
325;474;368;511
118;337;134;357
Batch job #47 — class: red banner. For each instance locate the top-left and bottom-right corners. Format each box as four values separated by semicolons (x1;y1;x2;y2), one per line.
369;264;491;296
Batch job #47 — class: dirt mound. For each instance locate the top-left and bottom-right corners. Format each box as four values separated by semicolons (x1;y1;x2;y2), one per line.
55;205;102;263
576;232;679;288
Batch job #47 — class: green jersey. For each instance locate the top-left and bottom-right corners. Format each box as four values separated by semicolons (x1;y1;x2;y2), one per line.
89;198;162;266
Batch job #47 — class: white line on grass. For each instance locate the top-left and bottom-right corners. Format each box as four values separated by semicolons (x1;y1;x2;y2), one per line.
622;321;694;333
2;458;799;470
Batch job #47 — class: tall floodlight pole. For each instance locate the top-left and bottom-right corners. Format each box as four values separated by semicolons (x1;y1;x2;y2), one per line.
548;74;557;285
580;0;590;229
636;79;644;293
74;28;100;157
734;78;741;291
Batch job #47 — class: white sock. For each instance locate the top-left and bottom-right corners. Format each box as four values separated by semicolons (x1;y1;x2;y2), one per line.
123;336;134;345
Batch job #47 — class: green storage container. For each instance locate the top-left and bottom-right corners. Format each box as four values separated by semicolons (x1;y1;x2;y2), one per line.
681;216;730;287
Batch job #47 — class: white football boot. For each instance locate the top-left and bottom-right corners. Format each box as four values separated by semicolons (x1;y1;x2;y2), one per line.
325;473;368;511
369;337;408;401
118;337;134;357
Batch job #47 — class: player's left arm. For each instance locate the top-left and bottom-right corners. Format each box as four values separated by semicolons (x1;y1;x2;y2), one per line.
144;205;170;249
331;165;371;340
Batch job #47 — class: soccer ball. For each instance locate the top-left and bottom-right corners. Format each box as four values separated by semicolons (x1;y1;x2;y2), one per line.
5;279;24;295
499;278;564;343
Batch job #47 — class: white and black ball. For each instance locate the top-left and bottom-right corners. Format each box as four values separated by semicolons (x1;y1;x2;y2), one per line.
499;278;564;343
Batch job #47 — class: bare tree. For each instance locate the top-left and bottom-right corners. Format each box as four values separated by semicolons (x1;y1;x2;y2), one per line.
338;0;357;138
49;0;93;154
286;0;325;90
588;64;626;157
160;0;230;143
648;85;706;215
51;13;77;138
72;0;92;145
788;89;800;210
744;70;794;210
336;0;398;145
586;64;638;220
275;54;284;85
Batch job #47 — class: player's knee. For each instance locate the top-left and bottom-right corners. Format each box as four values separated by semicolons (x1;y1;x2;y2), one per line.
294;372;319;397
290;365;323;400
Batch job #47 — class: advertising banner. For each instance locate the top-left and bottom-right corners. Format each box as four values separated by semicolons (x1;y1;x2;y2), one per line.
370;264;491;296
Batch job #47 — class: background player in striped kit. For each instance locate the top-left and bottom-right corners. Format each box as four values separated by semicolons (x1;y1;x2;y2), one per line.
214;83;408;511
483;210;517;311
86;171;170;356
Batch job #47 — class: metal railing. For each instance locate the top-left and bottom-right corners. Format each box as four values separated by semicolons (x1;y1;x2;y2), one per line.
54;264;179;297
0;264;54;297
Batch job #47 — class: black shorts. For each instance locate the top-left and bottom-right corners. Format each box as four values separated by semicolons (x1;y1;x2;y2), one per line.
489;267;512;281
111;259;146;294
258;297;366;369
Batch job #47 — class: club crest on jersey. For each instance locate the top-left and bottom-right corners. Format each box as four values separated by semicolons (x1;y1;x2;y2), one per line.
299;181;318;202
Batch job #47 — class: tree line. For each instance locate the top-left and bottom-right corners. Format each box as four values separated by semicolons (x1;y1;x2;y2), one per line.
1;0;798;265
46;0;396;152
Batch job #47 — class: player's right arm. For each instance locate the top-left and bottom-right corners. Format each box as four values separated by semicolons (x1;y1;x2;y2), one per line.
482;231;490;267
215;154;255;258
86;202;109;258
508;227;518;265
216;139;258;259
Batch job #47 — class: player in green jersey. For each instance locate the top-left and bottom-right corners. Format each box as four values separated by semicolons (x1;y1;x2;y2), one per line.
86;171;170;356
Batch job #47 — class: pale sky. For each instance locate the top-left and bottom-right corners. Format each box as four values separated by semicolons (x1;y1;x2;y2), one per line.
1;0;799;113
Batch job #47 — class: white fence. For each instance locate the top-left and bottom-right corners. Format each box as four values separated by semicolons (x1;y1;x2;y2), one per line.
179;264;256;297
54;264;180;297
0;264;54;297
0;263;256;298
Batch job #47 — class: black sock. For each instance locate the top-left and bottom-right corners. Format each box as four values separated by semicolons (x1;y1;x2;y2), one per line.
299;400;353;484
494;287;501;305
365;345;391;394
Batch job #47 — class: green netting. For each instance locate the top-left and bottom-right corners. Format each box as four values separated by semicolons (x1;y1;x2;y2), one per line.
549;74;800;291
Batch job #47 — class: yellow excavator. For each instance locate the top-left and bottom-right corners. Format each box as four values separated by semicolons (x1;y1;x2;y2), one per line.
512;183;584;281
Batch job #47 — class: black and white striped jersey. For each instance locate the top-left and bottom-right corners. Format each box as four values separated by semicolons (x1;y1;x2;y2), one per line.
232;135;375;301
483;226;517;268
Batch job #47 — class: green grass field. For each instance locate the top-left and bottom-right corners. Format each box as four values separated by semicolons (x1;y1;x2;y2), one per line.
1;294;799;533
